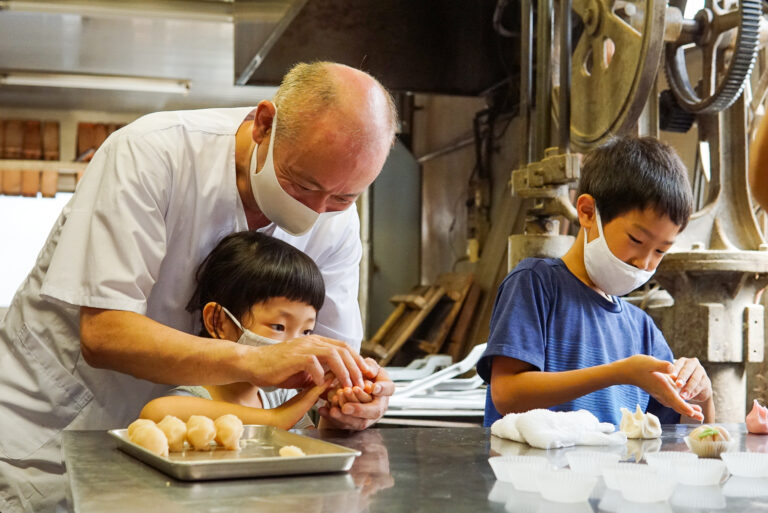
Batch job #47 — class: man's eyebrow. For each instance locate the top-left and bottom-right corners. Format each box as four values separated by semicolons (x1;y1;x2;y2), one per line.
632;223;674;245
294;171;362;198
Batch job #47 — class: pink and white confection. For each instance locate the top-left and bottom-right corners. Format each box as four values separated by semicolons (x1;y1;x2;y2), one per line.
746;400;768;434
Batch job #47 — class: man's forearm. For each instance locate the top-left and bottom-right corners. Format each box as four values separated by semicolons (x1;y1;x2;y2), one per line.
490;361;623;415
80;307;249;386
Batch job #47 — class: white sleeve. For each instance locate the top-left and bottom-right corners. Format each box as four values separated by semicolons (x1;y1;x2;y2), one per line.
312;211;364;352
41;133;171;314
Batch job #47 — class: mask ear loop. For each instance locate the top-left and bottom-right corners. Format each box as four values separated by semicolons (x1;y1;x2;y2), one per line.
220;305;246;339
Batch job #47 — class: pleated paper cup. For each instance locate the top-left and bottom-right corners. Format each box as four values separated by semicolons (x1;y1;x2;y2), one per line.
674;458;727;486
615;467;676;503
685;435;736;458
566;450;621;477
488;455;549;491
535;468;597;503
720;452;768;478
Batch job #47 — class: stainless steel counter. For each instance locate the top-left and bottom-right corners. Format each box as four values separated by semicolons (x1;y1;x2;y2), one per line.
63;424;768;512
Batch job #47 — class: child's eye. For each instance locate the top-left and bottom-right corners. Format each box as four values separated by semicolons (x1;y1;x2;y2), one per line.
269;324;285;332
303;329;314;336
628;234;642;244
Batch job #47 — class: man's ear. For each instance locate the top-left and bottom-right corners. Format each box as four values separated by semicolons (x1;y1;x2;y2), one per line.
202;302;227;339
575;194;597;231
252;100;276;145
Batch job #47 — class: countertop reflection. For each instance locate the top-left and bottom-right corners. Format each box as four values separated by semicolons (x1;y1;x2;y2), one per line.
63;424;768;512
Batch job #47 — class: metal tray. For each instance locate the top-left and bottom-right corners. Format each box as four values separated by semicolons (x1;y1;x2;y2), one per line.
109;424;361;481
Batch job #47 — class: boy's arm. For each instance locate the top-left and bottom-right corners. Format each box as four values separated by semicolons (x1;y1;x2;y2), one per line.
140;381;331;430
491;354;704;420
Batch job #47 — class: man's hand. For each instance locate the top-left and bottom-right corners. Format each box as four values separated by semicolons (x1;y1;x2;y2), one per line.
319;360;394;430
622;355;704;421
672;357;712;403
244;335;371;389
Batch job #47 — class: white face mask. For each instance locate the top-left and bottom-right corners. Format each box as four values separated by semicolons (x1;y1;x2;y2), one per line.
249;109;319;236
220;306;281;347
583;208;655;296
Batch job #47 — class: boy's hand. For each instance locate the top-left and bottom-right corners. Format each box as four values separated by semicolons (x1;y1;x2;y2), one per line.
622;355;704;421
672;357;712;403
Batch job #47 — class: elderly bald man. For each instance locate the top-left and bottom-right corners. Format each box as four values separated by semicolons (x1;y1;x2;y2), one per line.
0;62;397;513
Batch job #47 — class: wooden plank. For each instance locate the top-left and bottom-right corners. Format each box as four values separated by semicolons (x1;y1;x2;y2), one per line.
42;122;60;161
40;170;59;198
93;123;109;149
22;121;42;160
467;192;525;350
389;294;427;309
77;122;96;161
21;170;40;197
379;286;446;366
446;282;481;361
4;120;23;159
363;302;406;353
2;169;22;195
418;273;474;354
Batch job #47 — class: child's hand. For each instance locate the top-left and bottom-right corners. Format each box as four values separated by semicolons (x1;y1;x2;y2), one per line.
672;357;712;403
622;354;704;421
327;381;375;407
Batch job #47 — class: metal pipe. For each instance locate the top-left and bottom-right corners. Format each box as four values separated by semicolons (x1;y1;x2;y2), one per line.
534;0;553;159
520;0;534;164
416;136;475;164
559;0;572;152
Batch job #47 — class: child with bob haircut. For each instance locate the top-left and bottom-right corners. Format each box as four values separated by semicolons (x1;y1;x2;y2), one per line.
478;136;715;426
140;231;375;429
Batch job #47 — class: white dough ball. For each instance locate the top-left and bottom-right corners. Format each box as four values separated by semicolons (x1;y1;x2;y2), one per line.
214;414;244;451
157;415;187;452
186;415;216;450
279;445;306;457
130;423;169;457
127;418;155;438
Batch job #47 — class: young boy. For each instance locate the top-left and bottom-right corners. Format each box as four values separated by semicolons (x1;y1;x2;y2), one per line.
140;231;375;428
477;137;715;427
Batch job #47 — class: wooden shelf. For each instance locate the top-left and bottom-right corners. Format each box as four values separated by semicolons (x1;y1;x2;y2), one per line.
0;159;88;193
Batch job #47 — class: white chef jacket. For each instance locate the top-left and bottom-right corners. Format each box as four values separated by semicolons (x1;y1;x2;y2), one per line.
0;107;363;512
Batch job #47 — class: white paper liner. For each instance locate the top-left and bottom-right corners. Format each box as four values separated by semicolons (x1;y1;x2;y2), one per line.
685;435;736;458
536;469;597;503
720;452;768;478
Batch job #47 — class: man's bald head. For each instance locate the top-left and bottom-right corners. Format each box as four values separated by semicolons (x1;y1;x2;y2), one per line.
272;62;398;156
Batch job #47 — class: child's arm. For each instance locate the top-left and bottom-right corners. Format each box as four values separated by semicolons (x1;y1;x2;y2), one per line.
491;354;704;420
140;380;331;430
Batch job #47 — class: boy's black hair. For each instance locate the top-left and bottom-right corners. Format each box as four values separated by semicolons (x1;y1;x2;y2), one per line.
577;136;693;228
186;231;325;337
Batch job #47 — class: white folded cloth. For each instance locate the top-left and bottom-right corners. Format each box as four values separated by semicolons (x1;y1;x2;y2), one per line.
490;409;627;449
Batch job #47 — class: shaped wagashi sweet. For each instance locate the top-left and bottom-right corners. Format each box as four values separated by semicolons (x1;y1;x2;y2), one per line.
129;423;169;457
214;414;244;451
186;415;216;450
619;405;662;439
157;415;187;452
746;400;768;434
686;425;734;458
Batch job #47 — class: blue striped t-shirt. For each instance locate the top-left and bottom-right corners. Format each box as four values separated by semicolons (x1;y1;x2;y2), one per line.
476;257;676;426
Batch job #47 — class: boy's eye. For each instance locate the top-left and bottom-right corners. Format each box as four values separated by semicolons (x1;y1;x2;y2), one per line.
628;234;642;244
303;329;314;336
269;324;285;332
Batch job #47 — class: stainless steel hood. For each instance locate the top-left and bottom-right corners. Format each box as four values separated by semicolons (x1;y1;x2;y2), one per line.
0;0;296;112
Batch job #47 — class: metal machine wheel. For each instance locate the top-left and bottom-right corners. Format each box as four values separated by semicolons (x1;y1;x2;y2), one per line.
570;0;667;151
665;0;761;113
